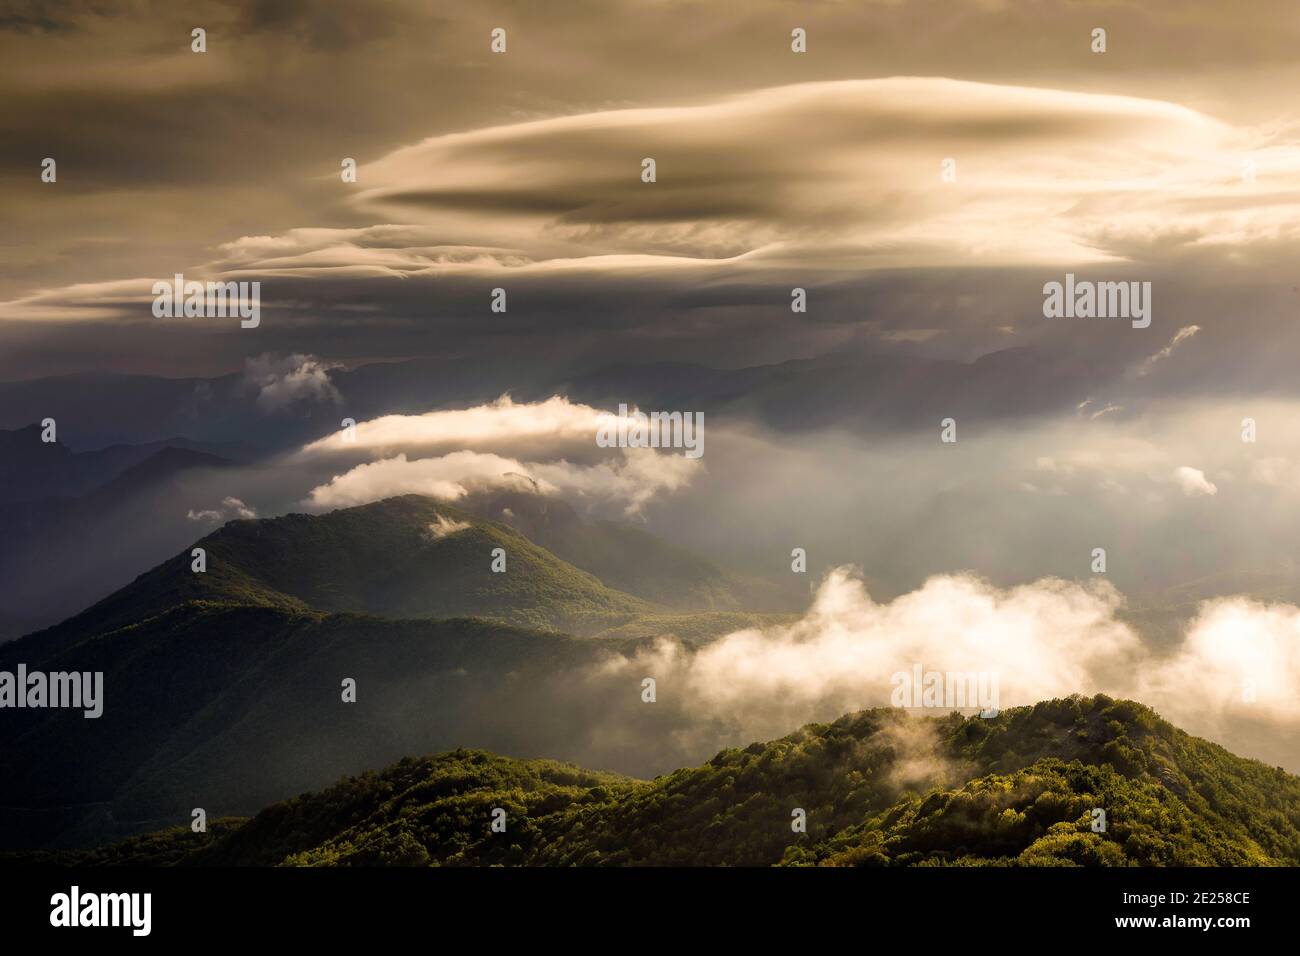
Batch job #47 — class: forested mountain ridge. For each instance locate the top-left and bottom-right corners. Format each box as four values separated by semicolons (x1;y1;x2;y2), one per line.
1;495;653;646
18;695;1298;867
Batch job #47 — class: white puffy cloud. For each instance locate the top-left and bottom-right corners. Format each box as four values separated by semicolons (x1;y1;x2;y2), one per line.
240;353;341;413
528;450;696;516
600;569;1139;739
1173;465;1218;496
300;394;614;460
1144;597;1300;725
301;396;701;515
596;567;1300;768
306;450;554;508
306;448;694;516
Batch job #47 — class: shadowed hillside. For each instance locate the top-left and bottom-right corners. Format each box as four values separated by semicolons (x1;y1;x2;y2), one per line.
19;696;1298;867
0;494;798;850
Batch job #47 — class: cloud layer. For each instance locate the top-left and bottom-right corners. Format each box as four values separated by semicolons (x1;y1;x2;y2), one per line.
10;77;1299;329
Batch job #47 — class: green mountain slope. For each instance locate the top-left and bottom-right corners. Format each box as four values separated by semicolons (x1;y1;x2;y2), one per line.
18;495;653;645
788;757;1271;867
26;695;1299;867
460;489;801;613
588;610;795;646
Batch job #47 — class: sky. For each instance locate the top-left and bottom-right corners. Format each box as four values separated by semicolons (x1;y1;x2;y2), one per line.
3;0;1300;382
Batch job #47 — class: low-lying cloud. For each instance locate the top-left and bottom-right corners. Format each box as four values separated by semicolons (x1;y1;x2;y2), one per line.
240;353;342;413
590;567;1300;770
185;496;257;523
424;514;472;540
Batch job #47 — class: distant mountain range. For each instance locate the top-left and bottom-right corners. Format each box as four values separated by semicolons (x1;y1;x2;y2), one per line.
0;423;256;504
0;347;1101;451
0;426;255;637
457;488;799;615
13;695;1299;867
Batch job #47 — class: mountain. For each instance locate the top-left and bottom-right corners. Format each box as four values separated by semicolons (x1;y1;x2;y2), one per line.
46;495;655;638
0;374;320;452
0;424;81;502
0;347;1101;455
17;695;1299;867
457;488;801;614
550;348;1104;435
0;445;238;639
0;423;256;504
0;495;672;848
0;604;612;849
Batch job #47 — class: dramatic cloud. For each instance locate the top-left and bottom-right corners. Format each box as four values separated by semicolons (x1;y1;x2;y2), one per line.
11;78;1298;331
306;450;552;507
592;567;1300;769
6;65;1297;415
638;568;1136;723
6;0;1300;387
301;395;700;515
1147;597;1300;736
301;394;613;459
306;448;695;516
352;78;1300;271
